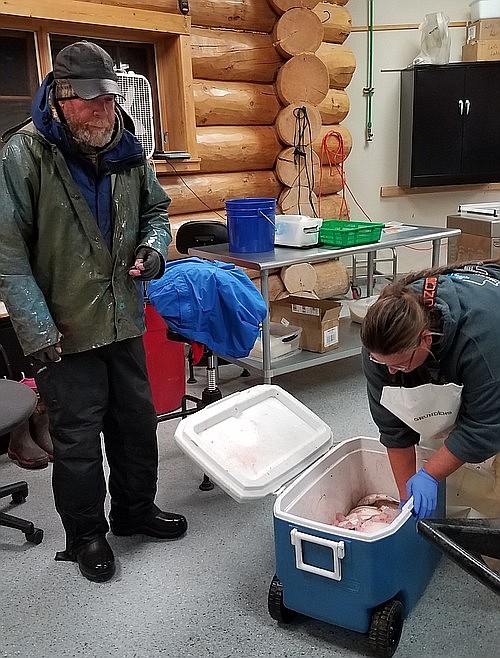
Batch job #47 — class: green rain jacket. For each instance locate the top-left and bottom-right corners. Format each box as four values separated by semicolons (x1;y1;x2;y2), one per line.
0;116;171;356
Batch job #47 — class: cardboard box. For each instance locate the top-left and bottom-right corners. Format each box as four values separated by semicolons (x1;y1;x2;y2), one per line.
462;38;500;61
270;296;341;353
467;18;500;42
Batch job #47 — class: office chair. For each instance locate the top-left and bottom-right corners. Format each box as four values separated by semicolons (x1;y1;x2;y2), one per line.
156;220;244;490
0;344;44;544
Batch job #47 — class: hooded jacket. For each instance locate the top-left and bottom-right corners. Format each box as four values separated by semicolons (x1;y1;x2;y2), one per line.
363;264;500;464
147;258;267;359
0;73;171;355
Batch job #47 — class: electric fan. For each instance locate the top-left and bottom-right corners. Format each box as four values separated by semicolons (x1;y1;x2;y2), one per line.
115;69;155;159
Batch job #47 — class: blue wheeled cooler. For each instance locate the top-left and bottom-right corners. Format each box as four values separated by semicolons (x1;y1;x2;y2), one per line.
174;385;444;658
269;436;444;657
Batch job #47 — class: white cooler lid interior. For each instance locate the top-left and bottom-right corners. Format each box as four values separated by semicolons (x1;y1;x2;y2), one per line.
174;385;333;502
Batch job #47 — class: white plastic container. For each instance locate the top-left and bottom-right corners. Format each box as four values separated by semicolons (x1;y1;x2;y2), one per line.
274;215;323;247
347;295;379;323
470;0;500;21
247;322;302;361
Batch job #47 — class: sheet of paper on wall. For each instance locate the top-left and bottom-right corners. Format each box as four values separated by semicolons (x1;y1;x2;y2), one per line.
383;222;419;234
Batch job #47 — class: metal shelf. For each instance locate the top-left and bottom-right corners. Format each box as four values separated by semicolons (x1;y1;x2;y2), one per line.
234;317;362;378
190;224;461;382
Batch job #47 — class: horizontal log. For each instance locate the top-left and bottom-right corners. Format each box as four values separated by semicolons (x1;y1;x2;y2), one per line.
276;146;321;188
278;186;318;216
196;126;281;173
313;2;352;44
251;274;286;302
160;170;282;215
317;193;349;219
313;125;352;164
276;54;329;105
191;0;278;32
191;27;283;83
316;42;356;90
275;102;322;146
317;89;350;124
93;0;278;32
194;79;280;126
270;0;321;13
315;165;343;195
281;263;317;294
311;260;350;298
272;8;324;58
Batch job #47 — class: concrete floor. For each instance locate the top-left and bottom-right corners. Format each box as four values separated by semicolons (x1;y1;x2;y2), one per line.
1;356;498;658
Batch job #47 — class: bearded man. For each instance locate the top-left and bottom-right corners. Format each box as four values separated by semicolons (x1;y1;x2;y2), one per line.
0;41;187;582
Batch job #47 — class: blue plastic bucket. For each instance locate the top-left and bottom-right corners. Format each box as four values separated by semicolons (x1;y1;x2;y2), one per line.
226;197;276;253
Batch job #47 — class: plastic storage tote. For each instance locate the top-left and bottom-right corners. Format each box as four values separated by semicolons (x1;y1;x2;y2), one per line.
319;219;385;248
274;215;323;247
174;385;444;657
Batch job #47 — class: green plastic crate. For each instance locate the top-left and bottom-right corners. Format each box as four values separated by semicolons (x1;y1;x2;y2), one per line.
319;219;385;248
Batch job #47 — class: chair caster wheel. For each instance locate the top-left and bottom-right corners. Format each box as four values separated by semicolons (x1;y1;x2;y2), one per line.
25;528;44;544
199;474;214;491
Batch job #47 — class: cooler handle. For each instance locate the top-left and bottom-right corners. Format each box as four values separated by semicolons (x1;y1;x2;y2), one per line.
290;528;345;581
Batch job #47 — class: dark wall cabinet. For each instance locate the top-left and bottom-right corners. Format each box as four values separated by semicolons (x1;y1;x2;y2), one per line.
398;61;500;187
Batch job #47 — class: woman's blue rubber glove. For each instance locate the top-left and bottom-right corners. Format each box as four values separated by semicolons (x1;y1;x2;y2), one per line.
406;468;439;520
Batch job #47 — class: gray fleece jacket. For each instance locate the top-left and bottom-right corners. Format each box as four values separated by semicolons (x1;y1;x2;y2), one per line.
363;263;500;463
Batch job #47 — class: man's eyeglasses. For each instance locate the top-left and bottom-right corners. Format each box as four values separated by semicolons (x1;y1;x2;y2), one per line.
369;347;418;372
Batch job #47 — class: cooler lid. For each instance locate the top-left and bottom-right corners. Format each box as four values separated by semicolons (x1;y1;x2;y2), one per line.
174;384;333;502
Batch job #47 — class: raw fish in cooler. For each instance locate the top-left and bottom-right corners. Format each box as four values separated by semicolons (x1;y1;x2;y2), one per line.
332;493;400;533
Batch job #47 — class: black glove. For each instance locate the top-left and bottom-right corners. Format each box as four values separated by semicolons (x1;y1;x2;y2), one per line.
31;343;62;363
134;247;162;281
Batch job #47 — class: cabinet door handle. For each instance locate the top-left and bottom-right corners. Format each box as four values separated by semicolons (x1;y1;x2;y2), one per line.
458;99;464;115
465;99;470;115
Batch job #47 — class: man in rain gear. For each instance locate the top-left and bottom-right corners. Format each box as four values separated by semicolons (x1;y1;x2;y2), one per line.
0;41;187;582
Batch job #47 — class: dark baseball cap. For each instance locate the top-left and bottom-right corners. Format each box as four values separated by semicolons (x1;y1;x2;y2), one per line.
53;41;120;100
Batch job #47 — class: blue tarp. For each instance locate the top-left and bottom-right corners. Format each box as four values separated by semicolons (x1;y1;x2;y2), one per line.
147;258;267;359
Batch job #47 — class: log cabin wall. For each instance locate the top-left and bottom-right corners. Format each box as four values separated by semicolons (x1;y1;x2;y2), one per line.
1;0;354;260
165;0;354;259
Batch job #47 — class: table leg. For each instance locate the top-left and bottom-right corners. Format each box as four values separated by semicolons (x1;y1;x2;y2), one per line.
431;238;442;267
260;270;272;384
366;251;375;296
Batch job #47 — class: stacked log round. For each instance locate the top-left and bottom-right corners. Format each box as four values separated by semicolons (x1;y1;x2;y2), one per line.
280;260;350;298
271;0;353;219
275;102;322;146
275;147;321;189
313;2;352;44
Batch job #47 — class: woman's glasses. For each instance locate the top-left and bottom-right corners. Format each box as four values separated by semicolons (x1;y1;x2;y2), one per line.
369;347;418;372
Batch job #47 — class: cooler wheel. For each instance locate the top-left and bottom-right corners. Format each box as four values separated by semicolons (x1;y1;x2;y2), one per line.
267;575;295;623
368;599;404;658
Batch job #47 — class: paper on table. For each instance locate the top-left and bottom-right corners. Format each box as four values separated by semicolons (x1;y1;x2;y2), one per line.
383;222;419;234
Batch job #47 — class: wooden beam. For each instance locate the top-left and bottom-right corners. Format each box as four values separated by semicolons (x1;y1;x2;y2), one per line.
0;0;190;35
381;183;500;198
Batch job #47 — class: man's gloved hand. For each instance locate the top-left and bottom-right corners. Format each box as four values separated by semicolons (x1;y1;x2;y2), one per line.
406;468;439;520
129;247;161;281
31;343;62;363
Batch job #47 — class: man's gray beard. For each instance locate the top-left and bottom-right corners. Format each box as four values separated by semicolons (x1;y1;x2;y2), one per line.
70;124;115;148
